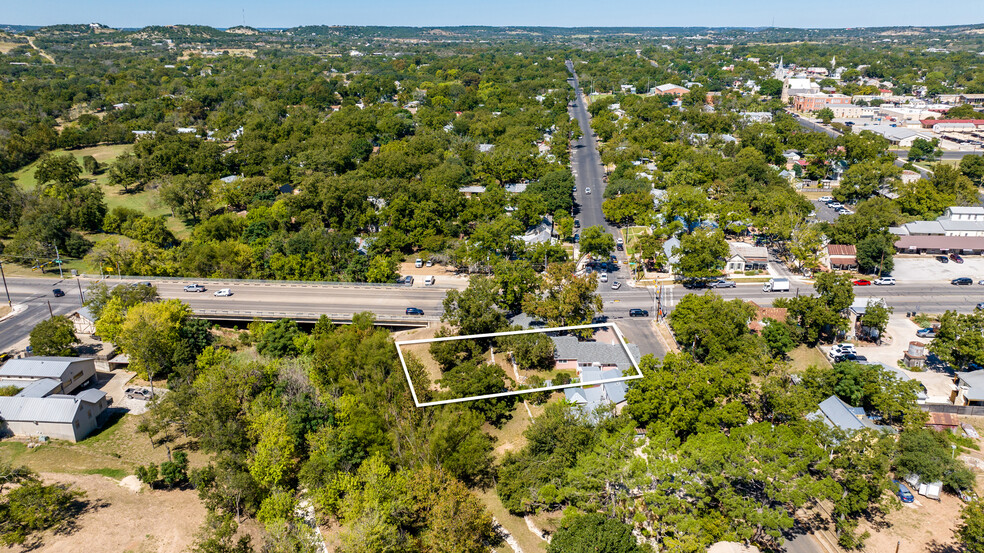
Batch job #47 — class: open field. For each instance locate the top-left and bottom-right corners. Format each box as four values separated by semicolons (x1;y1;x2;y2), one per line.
787;344;831;373
0;41;24;54
12;144;132;191
0;411;209;475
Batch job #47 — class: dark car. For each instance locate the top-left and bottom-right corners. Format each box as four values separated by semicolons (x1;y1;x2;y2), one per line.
953;277;974;286
834;353;868;363
573;219;580;229
628;308;649;317
405;307;424;315
616;243;624;251
937;255;950;263
951;253;965;264
52;288;65;297
682;280;709;289
895;481;915;503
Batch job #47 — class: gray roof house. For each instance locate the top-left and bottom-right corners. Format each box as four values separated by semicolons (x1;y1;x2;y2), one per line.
68;307;97;335
808;395;891;434
552;336;640;374
0;357;107;442
0;357;96;395
663;236;681;271
955;371;984;406
564;367;630;416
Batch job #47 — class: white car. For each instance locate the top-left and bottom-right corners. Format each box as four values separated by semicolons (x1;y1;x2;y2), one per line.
828;344;856;359
214;288;233;297
611;281;621;290
600;272;608;283
585;187;591;195
873;277;895;285
837;208;853;215
828;202;844;209
425;260;433;267
819;196;834;203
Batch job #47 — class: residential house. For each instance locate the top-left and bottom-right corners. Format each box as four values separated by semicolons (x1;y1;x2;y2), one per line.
662;236;681;272
552;335;640;376
0;357;107;442
726;242;768;274
514;218;554;246
564;367;629;415
954;371;984;406
808;395;890;433
826;244;858;271
748;303;789;333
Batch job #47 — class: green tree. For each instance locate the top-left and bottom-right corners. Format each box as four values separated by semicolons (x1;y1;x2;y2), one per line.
758;78;783;97
108;152;141;193
580;225;615;258
0;478;86;546
762;320;796;359
674;228;728;281
860;300;892;338
814;271;855;313
959;154;984;187
669;293;759;363
959;500;984;553
159;174;213;223
522;262;602;327
547;512;647;553
443;277;508;335
929;310;984;369
816;107;834;124
34;153;83;197
493;259;539;313
257;319;302;358
117;299;194;383
856;233;895;275
365;255;397;283
29;316;78;357
908;138;941;161
896;429;974;492
499;331;555;371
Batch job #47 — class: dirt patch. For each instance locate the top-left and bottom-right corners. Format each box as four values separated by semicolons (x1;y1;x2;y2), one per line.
857;492;963;553
0;473;207;553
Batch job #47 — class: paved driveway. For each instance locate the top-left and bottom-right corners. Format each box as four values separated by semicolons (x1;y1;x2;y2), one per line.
891;257;984;283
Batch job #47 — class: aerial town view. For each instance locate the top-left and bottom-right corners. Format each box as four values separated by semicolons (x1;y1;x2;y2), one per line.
2;1;984;552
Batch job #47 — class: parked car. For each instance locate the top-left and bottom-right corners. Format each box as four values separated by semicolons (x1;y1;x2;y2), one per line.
574;219;580;228
873;277;896;285
425;260;433;267
951;253;965;263
937;255;950;263
214;288;233;297
953;277;974;286
916;328;937;338
600;272;608;283
131;281;152;288
415;258;423;268
124;387;154;401
852;279;872;286
829;344;856;359
837;208;853;215
895;481;915;503
616;243;623;251
611;281;621;290
405;307;424;315
52;288;65;297
183;284;206;292
834;353;868;363
400;275;414;286
819;196;834;202
828;202;843;209
628;308;649;317
709;279;737;288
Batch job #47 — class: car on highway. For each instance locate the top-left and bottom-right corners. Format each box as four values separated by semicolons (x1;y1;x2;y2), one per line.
873;277;896;285
852;279;871;286
52;288;65;297
214;288;233;297
937;255;950;263
183;284;206;292
628;308;649;317
916;328;937;338
978;303;984;311
405;307;424;315
950;253;964;264
709;279;736;288
895;481;915;503
953;277;974;286
611;281;621;290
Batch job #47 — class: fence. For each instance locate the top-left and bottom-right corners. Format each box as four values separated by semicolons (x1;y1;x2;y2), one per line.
922;403;984;417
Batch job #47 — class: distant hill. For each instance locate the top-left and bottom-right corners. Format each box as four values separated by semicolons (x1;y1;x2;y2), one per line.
224;26;260;35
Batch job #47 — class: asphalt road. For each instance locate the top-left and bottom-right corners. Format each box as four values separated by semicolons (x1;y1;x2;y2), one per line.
566;61;611;235
793;115;841;138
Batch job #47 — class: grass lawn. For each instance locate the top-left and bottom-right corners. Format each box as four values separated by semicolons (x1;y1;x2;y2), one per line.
0;410;209;476
787;344;830;373
623;226;650;257
12;143;132;191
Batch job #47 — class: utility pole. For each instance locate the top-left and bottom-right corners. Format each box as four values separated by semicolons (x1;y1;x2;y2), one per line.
76;276;84;306
0;260;10;307
47;300;53;319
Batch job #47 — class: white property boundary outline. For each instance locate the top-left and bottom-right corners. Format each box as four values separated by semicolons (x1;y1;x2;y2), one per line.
395;322;644;408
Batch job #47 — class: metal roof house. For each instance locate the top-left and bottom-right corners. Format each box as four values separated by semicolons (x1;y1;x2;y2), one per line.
955;371;984;406
808;395;893;434
0;389;107;442
552;335;640;375
564;367;630;416
0;357;96;395
0;357;107;442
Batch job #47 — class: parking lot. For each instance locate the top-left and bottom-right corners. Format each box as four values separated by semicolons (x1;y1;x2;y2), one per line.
891;257;984;283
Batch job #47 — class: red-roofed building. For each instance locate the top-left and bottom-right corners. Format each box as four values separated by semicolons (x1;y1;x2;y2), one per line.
827;244;857;271
926;412;960;432
748;302;789;333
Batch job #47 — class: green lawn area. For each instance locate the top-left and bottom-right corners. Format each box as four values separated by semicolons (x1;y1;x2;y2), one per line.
0;411;208;476
623;225;650;257
12;143;132;191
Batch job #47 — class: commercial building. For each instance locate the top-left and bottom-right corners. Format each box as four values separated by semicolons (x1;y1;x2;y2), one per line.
826;244;858;271
892;207;984;238
792;93;850;112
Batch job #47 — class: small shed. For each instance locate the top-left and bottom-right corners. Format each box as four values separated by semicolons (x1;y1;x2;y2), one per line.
904;341;927;369
68;307;97;336
107;354;130;371
926;412;960;432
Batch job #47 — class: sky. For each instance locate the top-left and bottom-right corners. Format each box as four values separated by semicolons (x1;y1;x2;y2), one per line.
3;0;983;29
